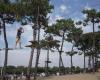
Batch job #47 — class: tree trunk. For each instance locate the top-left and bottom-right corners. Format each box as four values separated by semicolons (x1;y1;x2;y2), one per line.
59;32;65;75
95;56;98;71
92;55;95;73
34;28;40;80
3;20;8;78
27;49;34;80
27;29;36;80
46;48;49;76
92;19;95;73
71;56;73;74
70;45;74;74
60;55;64;68
59;52;61;75
88;56;91;72
34;6;41;80
83;51;86;73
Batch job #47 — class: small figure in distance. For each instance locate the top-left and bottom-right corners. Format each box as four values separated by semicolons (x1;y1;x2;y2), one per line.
15;27;24;49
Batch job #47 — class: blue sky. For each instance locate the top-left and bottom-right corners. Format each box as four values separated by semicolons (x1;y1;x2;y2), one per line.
0;0;100;67
48;0;100;24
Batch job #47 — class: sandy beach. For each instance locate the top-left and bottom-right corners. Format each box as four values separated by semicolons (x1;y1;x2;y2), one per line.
40;72;100;80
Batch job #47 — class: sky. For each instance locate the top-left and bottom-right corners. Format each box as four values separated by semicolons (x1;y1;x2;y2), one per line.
0;0;100;68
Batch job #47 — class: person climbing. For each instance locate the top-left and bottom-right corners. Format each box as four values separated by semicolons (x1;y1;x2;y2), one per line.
15;27;24;49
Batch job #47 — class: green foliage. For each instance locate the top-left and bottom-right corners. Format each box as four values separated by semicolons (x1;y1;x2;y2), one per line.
0;0;17;24
66;27;83;43
0;66;85;75
40;35;60;50
26;41;39;48
76;32;100;56
97;61;100;68
56;19;74;32
0;0;54;26
49;66;59;74
45;19;75;36
15;0;54;26
76;21;82;25
82;9;100;23
37;67;45;73
75;66;81;73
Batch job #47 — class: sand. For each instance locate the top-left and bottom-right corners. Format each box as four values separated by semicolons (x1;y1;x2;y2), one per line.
40;72;100;80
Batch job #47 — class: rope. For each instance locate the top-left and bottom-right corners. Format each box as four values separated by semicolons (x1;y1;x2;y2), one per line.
0;47;27;51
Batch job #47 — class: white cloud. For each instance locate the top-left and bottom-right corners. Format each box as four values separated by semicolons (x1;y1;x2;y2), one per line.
60;4;71;14
84;3;91;10
73;18;80;22
60;5;67;12
23;24;32;31
55;15;64;20
83;14;87;18
48;14;56;26
48;14;64;26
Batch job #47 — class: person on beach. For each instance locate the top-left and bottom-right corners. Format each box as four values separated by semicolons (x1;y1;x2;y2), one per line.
15;27;24;48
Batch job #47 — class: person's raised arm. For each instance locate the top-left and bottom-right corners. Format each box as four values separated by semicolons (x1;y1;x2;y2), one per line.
21;27;24;33
22;28;24;33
